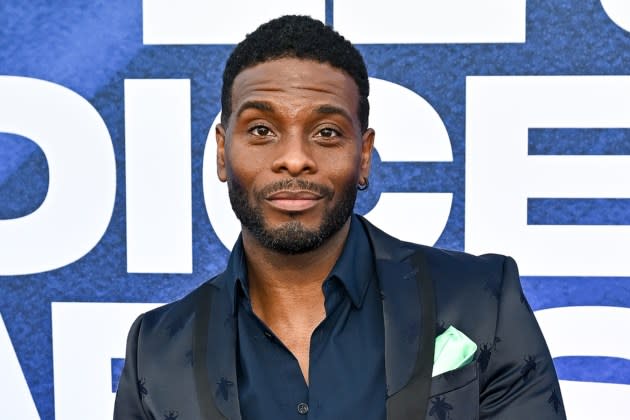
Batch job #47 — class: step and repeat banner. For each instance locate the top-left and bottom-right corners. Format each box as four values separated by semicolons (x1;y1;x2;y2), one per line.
1;0;629;418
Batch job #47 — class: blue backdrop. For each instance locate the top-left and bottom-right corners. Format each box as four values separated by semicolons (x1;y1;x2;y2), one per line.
1;1;629;418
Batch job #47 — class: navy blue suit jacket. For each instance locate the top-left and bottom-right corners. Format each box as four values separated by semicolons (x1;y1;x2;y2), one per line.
114;217;565;419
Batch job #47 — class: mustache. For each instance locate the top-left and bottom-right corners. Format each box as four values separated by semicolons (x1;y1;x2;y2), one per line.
258;179;333;199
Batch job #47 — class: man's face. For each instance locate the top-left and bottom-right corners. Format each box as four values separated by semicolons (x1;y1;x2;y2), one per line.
216;58;374;254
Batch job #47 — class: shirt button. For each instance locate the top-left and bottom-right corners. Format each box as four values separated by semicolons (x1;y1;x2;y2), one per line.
296;402;309;415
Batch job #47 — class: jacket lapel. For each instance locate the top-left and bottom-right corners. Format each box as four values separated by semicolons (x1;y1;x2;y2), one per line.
193;277;241;420
360;216;436;418
360;217;420;394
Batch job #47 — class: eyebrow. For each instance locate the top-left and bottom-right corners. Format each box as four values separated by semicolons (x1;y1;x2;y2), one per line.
234;101;354;123
235;100;274;118
315;105;353;123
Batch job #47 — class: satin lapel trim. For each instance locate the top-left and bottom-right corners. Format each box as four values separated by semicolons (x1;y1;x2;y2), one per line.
386;251;436;419
193;278;241;420
359;217;421;396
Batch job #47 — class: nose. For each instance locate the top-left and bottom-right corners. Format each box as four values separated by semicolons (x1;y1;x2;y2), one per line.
271;133;317;176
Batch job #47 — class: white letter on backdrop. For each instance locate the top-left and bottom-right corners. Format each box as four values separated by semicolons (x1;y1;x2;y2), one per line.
142;0;325;44
0;313;39;419
125;79;192;273
334;0;526;43
466;76;630;276
52;302;160;420
601;0;630;32
0;76;115;275
535;306;630;419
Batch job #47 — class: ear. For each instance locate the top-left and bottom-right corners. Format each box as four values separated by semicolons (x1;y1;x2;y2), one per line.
216;123;228;182
359;128;375;180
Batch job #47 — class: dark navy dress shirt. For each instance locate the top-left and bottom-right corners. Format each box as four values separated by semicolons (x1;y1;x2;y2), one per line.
225;215;386;419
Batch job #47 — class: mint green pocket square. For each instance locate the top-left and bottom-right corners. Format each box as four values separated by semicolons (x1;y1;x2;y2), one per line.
432;325;478;377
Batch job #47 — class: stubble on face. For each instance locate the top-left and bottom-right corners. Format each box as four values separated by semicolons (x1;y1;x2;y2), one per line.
227;176;357;254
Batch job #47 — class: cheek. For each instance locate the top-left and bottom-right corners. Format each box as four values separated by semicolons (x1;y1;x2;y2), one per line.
225;152;277;203
320;150;362;182
225;144;266;180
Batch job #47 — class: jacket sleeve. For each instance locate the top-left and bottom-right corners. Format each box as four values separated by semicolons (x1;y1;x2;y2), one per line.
113;315;150;420
479;256;566;419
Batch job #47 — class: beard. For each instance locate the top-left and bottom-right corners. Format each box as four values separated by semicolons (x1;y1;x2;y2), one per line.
227;177;357;254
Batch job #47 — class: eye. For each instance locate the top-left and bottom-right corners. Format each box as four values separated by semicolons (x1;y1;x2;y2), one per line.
251;125;270;136
249;125;273;137
316;127;341;138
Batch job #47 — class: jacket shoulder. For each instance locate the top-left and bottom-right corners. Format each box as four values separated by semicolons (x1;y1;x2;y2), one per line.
360;214;510;276
418;243;511;278
135;275;221;337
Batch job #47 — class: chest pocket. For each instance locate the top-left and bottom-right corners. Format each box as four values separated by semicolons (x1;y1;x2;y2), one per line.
425;362;479;420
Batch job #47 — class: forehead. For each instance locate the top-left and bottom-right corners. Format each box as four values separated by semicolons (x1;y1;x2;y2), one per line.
230;58;360;118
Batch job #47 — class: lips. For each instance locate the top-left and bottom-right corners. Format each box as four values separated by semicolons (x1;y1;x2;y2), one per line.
265;190;323;212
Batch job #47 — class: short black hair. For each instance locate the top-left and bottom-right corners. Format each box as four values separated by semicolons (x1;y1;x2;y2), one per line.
221;15;370;131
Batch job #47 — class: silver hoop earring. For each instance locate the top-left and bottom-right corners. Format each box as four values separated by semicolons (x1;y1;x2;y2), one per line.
357;178;369;191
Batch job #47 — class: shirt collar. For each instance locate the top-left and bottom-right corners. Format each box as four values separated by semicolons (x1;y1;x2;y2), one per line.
220;214;375;314
326;214;374;308
220;235;248;315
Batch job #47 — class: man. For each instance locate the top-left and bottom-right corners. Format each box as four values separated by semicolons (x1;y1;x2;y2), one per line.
114;15;565;420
